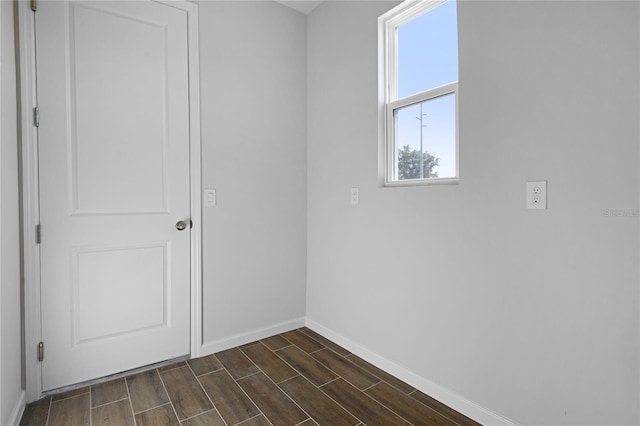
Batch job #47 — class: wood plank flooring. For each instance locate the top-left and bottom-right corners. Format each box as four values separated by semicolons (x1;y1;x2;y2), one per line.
19;327;482;426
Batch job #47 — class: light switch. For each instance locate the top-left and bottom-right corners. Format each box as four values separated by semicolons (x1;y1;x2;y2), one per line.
204;189;216;207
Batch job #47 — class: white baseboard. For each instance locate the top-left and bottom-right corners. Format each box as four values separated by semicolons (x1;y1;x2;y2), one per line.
305;318;518;426
199;317;305;356
8;390;26;426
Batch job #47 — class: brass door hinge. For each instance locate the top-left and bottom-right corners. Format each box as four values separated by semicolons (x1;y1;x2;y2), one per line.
30;0;37;12
38;342;44;362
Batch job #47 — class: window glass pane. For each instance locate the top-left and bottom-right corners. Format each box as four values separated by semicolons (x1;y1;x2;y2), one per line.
397;0;458;99
395;93;456;180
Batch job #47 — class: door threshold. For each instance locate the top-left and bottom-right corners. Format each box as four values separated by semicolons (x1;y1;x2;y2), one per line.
41;355;190;398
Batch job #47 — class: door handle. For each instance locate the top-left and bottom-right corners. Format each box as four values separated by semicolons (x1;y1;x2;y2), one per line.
175;221;187;231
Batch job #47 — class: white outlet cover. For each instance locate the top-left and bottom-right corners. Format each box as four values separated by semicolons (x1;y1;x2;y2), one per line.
350;187;359;205
526;181;547;210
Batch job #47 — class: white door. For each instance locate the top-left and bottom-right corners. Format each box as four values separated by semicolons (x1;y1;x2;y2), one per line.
36;0;191;391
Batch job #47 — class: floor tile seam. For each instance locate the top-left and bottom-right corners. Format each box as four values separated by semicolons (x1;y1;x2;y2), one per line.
193;367;224;378
382;378;416;395
184;360;218;419
361;382;379;392
271;344;340;387
228;347;310;423
232;413;273;426
132;401;173;417
239;342;299;384
353;388;414;426
299;329;351;357
124;376;141;426
275;373;302;386
89;386;93;426
191;361;225;377
50;391;90;405
363;386;440;426
188;353;225;377
303;351;381;395
180;407;228;426
341;378;423;424
310;346;347;359
308;350;383;392
342;356;419;397
124;373;166;416
342;355;421;395
340;354;389;386
44;396;53;426
402;388;450;417
278;334;296;350
288;329;326;354
223;347;264;381
241;364;312;426
317;376;339;388
297;328;321;343
156;369;183;423
264;341;294;351
302;376;366;426
237;345;278;380
282;332;325;355
91;395;132;409
157;362;186;374
377;382;464;426
217;366;272;425
368;401;416;426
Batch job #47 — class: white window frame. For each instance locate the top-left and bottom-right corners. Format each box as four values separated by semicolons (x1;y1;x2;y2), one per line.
379;0;459;186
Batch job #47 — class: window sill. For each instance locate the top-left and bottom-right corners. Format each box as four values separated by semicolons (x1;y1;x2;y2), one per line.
384;177;459;187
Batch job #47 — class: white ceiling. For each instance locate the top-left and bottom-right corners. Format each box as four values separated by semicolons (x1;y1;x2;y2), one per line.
274;0;324;15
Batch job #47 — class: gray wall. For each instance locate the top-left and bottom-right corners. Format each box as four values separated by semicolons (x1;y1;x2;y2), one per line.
198;1;308;346
1;0;24;424
306;1;639;425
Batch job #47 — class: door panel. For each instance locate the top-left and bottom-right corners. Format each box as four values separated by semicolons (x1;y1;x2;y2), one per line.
74;243;167;342
37;0;191;391
70;3;168;214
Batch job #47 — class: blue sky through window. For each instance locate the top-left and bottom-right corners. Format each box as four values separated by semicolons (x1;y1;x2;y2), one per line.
395;0;458;179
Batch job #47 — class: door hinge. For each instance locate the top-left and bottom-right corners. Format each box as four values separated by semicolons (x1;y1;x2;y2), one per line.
30;0;37;12
35;224;41;244
34;107;40;127
38;342;44;362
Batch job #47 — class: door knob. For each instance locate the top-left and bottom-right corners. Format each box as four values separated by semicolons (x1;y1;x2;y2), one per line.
175;221;187;231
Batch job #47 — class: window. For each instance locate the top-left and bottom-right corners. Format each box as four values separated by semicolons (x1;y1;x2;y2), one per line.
380;0;459;185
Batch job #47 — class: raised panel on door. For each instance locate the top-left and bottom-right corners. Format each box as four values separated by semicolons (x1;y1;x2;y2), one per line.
73;243;168;343
37;0;191;391
70;3;169;214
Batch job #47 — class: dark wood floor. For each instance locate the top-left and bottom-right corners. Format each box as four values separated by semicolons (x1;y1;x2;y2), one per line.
20;327;481;426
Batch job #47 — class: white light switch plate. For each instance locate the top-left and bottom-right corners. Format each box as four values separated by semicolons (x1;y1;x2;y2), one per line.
204;188;216;207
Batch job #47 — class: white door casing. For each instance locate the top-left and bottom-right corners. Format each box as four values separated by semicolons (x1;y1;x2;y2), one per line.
19;0;202;394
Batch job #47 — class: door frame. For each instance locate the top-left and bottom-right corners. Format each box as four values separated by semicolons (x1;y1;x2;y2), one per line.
17;0;203;403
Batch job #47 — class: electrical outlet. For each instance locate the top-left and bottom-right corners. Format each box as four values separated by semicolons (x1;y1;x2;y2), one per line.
526;181;547;209
350;187;359;205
